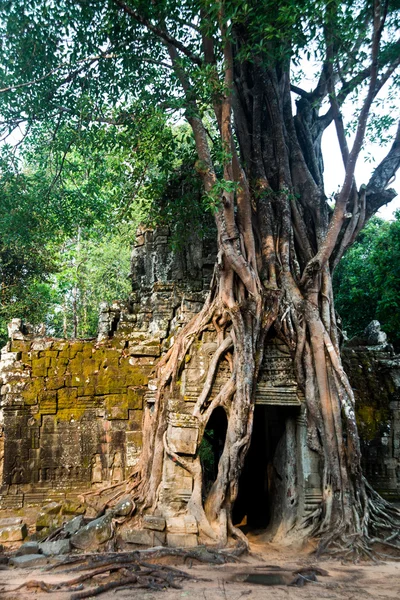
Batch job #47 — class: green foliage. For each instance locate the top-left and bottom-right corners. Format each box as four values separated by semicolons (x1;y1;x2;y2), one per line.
0;123;140;341
0;115;212;340
0;0;399;343
333;212;400;349
45;228;132;338
0;146;59;342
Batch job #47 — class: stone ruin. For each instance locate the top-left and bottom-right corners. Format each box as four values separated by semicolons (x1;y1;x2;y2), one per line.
343;321;400;501
0;227;399;548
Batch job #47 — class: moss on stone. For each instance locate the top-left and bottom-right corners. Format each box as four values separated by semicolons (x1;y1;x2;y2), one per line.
127;386;145;410
46;377;65;391
57;387;78;410
69;342;84;359
10;340;31;353
104;393;129;419
58;345;70;359
81;359;98;379
356;404;390;441
39;350;58;359
22;378;43;405
82;344;93;359
52;341;68;351
31;357;47;377
38;390;57;414
124;364;150;387
47;363;67;378
21;352;32;365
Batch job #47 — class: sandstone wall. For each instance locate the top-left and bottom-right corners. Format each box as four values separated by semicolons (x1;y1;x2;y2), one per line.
0;226;216;510
0;316;148;509
1;226;399;547
342;329;400;501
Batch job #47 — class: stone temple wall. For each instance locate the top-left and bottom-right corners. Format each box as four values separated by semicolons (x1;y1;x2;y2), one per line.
0;227;399;546
342;323;400;501
0;227;217;510
0;315;148;509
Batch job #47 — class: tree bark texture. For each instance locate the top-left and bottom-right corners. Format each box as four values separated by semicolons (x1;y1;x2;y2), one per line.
102;3;400;557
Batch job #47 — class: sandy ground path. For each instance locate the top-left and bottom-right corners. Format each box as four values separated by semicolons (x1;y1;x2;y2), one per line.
1;542;400;600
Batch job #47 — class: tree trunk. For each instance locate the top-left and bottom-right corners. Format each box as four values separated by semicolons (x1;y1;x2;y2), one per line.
95;29;400;558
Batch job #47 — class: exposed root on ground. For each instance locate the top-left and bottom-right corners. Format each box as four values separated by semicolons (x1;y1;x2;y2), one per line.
6;547;246;599
306;480;400;561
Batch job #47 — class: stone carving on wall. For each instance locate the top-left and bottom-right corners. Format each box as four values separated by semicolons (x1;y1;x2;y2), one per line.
91;454;103;484
256;338;302;406
110;451;123;484
0;313;151;506
342;321;400;500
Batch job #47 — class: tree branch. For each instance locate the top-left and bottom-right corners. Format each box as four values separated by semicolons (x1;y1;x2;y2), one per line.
302;0;385;279
365;120;400;216
0;55;103;95
290;84;311;99
112;0;202;66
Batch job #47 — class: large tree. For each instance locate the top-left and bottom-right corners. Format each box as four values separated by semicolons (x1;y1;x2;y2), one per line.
1;0;400;555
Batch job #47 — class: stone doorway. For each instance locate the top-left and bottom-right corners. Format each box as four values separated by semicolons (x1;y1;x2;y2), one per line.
199;407;228;499
233;404;300;531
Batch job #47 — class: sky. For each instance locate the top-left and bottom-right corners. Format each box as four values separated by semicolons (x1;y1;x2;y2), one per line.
322;121;400;221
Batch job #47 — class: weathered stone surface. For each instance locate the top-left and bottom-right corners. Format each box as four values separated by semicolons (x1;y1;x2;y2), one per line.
36;503;63;531
70;514;113;550
143;515;166;531
167;425;198;454
166;533;198;548
122;528;165;546
166;413;199;455
64;515;84;535
41;502;62;515
343;333;400;500
0;517;22;527
62;500;85;515
121;528;154;545
364;320;388;346
112;497;135;517
16;541;40;556
166;515;198;534
9;554;48;568
0;523;27;542
129;344;161;357
39;539;70;556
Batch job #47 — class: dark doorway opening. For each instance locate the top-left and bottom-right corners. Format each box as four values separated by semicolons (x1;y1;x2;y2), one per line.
233;405;299;530
199;406;228;499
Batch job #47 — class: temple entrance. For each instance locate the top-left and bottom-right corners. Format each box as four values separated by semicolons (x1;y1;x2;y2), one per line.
233;405;300;531
199;406;228;498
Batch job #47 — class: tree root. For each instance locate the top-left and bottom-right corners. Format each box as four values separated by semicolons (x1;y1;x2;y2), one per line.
6;547;242;598
314;483;400;562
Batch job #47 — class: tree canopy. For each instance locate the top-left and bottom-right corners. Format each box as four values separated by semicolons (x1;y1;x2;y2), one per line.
0;115;206;340
1;0;400;555
1;0;399;340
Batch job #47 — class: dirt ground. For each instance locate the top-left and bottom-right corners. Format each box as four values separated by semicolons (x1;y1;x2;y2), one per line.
1;537;400;600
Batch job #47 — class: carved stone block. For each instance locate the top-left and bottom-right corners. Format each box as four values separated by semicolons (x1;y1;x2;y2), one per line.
126;431;142;467
122;528;165;546
143;515;166;531
166;533;197;548
167;425;198;455
0;523;27;542
166;515;198;534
